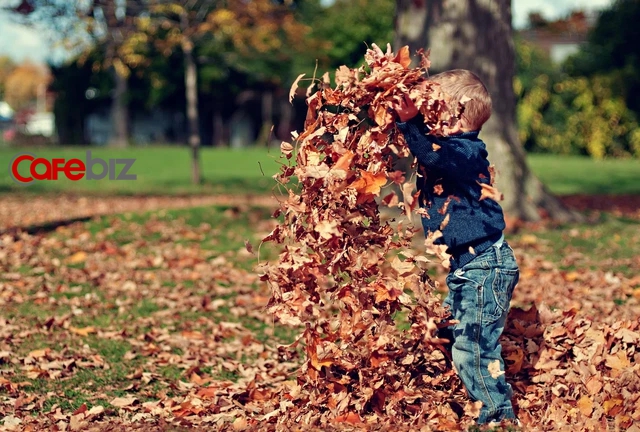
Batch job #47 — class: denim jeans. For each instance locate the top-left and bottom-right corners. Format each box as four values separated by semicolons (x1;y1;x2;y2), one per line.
443;237;519;424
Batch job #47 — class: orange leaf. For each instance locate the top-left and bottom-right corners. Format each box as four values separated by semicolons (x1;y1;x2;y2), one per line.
67;251;87;264
334;411;362;425
603;398;623;416
333;150;354;172
69;326;96;337
478;182;503;201
585;377;603;395
577;395;593;416
28;348;50;359
394;45;412;68
350;171;387;196
373;103;393;127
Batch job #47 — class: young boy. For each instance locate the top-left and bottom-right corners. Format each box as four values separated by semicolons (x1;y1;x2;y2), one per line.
393;69;520;425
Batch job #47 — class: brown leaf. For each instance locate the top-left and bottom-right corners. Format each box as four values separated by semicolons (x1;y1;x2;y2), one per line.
477;182;503;201
577;396;593;416
244;240;255;255
289;73;305;103
110;396;137;408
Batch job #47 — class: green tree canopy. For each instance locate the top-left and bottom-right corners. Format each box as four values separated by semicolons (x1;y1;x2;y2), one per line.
564;0;640;114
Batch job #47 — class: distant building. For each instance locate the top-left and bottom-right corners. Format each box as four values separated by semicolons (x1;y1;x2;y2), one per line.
518;11;598;64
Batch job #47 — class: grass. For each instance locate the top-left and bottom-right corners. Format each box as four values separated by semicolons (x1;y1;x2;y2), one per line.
0;146;638;196
1;205;289;419
512;212;640;277
526;154;640;195
0;145;286;196
2;195;639;428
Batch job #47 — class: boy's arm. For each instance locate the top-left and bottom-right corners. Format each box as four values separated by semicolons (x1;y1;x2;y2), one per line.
393;92;454;170
397;118;450;169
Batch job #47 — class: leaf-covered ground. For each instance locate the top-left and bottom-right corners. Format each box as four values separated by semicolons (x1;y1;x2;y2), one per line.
1;197;639;431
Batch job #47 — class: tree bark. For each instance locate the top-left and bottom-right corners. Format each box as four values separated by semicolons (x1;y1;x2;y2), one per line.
258;89;274;146
278;93;294;142
394;0;576;222
109;66;129;148
182;35;201;185
213;104;225;147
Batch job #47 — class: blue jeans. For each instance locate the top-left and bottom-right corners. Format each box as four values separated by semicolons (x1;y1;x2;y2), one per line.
443;238;519;424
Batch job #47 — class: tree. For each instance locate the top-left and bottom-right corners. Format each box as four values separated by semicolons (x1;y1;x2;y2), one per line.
6;0;145;147
307;0;395;70
127;0;311;182
394;0;574;222
3;61;50;110
565;0;640;116
0;56;17;100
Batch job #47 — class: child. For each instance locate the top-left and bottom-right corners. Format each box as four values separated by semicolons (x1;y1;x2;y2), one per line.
393;69;520;425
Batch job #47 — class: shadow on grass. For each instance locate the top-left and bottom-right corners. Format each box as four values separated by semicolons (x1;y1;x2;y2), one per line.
0;216;94;238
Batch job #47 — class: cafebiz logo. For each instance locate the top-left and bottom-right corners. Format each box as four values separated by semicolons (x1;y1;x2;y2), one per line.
9;151;137;185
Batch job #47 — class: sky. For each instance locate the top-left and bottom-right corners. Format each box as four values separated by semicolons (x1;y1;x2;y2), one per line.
0;0;616;65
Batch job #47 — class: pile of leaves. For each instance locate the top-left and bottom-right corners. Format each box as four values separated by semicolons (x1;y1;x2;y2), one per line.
501;304;640;430
261;44;478;429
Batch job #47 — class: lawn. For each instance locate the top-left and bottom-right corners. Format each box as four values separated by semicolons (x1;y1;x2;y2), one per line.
1;146;639;196
0;146;285;196
526;154;640;195
1;146;639;430
1;202;639;430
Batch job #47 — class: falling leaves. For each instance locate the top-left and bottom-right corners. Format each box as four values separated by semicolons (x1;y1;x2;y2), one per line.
477;181;503;202
263;44;470;428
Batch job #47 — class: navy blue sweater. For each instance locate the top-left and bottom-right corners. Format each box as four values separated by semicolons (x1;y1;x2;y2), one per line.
397;118;505;270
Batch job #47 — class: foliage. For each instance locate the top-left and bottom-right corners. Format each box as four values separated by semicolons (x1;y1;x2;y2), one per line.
2;62;50;110
305;0;395;71
0;56;17;100
564;0;640;115
515;40;640;159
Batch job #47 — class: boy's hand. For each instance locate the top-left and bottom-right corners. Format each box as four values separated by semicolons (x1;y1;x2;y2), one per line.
392;93;419;123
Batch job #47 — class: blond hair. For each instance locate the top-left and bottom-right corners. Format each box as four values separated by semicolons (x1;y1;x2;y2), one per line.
428;69;492;130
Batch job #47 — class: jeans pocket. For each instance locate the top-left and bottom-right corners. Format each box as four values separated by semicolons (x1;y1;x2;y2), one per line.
484;268;519;323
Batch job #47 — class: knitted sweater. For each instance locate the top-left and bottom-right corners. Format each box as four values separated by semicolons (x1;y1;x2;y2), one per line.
396;118;505;270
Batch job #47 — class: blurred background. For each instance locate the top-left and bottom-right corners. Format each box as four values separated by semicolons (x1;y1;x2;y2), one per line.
0;0;638;201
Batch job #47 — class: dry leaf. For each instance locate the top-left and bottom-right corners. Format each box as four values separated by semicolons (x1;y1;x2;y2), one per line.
487;359;505;379
289;73;305;102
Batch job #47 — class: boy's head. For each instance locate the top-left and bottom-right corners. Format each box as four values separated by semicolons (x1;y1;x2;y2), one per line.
428;69;492;132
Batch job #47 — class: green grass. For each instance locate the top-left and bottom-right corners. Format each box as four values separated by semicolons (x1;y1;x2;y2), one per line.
0;204;294;420
0;145;286;195
512;212;640;277
1;146;638;196
526;154;640;195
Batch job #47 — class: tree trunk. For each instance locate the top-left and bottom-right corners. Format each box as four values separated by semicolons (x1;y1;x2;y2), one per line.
278;94;294;142
109;66;129;148
394;0;576;222
213;104;224;147
258;90;274;146
182;36;201;185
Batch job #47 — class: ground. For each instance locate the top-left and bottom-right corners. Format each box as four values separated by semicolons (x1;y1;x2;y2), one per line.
0;150;639;431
